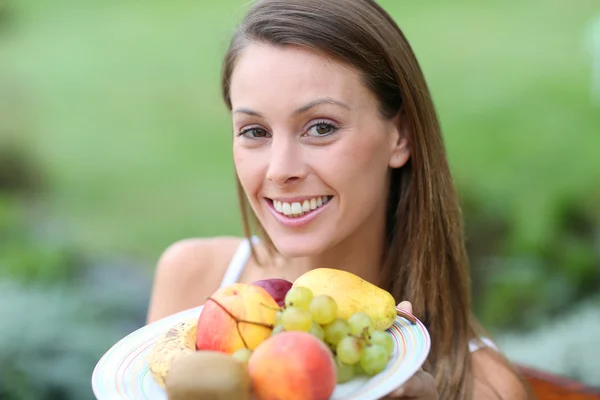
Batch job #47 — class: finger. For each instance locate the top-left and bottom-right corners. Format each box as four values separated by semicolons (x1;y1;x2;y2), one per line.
396;301;416;324
396;300;412;314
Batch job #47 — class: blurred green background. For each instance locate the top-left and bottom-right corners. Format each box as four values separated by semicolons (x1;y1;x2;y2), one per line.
1;0;599;398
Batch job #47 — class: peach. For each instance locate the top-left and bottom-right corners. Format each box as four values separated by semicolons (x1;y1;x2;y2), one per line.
248;331;337;400
196;283;279;354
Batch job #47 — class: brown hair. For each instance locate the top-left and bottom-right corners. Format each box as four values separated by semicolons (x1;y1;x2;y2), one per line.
221;0;516;398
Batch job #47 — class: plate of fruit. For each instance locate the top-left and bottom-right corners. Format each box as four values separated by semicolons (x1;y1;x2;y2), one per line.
92;268;431;400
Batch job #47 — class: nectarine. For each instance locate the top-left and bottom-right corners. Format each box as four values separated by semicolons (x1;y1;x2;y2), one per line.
196;283;278;354
248;331;337;400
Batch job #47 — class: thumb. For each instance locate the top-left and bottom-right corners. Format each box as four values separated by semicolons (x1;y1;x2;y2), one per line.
397;300;412;314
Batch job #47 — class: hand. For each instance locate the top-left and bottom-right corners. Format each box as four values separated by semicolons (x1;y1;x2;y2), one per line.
383;301;438;399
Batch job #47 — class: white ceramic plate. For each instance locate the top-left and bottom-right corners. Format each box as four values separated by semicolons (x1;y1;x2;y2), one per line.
92;305;430;400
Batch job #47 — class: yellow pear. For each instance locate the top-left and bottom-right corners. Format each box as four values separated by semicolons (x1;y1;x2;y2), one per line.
293;268;397;331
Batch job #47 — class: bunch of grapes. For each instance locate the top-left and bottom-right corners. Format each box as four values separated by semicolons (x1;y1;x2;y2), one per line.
273;286;395;384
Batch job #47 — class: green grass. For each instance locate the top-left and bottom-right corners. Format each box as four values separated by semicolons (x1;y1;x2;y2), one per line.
1;0;599;263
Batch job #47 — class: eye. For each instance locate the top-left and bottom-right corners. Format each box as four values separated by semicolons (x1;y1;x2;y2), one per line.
238;127;270;139
306;121;338;137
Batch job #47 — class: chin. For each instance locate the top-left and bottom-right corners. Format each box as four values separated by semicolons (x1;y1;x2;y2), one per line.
266;231;333;259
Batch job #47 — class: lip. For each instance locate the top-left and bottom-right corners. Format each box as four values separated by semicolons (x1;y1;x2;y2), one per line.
265;197;332;227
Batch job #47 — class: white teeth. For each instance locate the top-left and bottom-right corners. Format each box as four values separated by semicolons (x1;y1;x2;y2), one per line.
291;202;302;215
282;202;291;216
302;200;311;212
272;196;331;218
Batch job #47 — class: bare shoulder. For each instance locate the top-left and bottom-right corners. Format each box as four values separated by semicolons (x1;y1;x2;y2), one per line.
472;347;533;399
146;236;245;324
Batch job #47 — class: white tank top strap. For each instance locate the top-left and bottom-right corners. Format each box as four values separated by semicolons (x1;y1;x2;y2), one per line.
219;236;259;288
469;337;498;353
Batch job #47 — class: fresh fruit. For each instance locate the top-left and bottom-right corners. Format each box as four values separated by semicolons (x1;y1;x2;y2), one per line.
165;350;251;400
252;278;293;307
335;356;355;384
310;321;325;341
292;268;397;330
348;312;374;337
268;286;395;381
232;348;253;363
336;336;362;365
284;286;313;311
196;283;278;354
309;295;338;325
323;318;350;347
150;281;398;392
281;306;312;332
370;330;394;355
147;318;197;389
271;325;285;336
248;331;337;400
275;310;283;325
354;361;366;375
360;344;389;376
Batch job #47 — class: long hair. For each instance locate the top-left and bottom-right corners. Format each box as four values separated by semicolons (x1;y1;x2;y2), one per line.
220;0;500;397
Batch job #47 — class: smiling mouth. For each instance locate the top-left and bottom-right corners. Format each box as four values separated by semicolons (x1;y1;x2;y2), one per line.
267;196;333;218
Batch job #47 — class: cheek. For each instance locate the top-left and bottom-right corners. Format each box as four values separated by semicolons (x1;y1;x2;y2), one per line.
315;134;390;216
326;134;390;187
233;146;263;195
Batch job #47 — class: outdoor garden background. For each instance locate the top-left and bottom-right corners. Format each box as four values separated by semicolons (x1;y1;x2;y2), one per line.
1;0;599;399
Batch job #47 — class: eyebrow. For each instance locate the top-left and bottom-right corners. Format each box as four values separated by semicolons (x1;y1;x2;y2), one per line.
233;97;352;118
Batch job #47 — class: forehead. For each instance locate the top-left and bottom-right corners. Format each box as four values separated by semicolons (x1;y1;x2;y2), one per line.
229;42;371;110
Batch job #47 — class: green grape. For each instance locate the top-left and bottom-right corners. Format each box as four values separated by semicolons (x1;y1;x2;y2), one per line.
329;343;338;356
232;348;252;363
281;306;312;332
370;330;394;356
271;325;285;336
354;360;366;375
275;310;283;326
285;286;313;311
324;318;350;347
309;295;338;325
348;312;374;337
360;344;389;376
310;321;325;341
336;336;362;365
335;356;355;384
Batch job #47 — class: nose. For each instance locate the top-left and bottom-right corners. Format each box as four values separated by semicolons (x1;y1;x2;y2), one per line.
266;135;307;186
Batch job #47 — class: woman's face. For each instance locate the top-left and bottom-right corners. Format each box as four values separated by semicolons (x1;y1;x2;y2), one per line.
229;43;409;257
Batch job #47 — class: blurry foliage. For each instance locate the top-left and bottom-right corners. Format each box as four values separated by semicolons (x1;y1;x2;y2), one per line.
0;200;81;283
465;192;600;330
0;271;151;400
0;146;75;284
0;138;151;400
0;144;44;194
0;193;151;399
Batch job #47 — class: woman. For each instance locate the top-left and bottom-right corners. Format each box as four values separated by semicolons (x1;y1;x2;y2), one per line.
147;0;531;398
